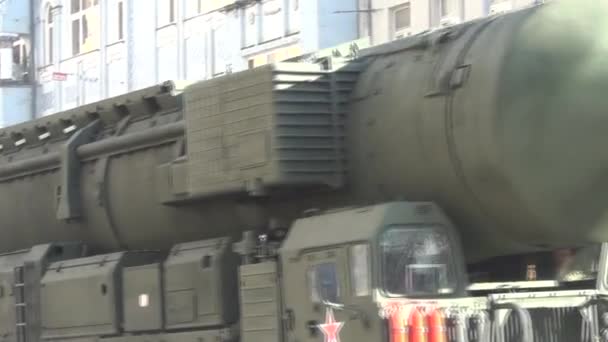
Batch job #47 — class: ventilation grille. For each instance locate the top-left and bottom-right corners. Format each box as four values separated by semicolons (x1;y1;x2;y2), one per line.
184;62;361;198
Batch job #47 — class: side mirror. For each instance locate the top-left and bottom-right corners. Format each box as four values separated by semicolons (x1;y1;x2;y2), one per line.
320;300;370;326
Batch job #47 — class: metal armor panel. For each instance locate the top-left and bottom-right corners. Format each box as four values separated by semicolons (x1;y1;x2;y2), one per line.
123;263;163;332
183;63;359;198
239;262;282;342
163;238;239;330
41;252;159;339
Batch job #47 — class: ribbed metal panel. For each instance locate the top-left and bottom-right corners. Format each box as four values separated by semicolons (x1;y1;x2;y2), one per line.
184;63;361;198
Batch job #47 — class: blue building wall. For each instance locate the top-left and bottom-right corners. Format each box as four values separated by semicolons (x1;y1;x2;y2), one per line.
0;86;32;127
0;0;33;127
32;0;360;119
0;0;31;34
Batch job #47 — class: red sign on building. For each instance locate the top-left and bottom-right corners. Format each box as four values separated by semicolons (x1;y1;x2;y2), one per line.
52;72;68;81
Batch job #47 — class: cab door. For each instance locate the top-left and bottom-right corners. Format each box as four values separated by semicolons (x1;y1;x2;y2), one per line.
282;245;379;342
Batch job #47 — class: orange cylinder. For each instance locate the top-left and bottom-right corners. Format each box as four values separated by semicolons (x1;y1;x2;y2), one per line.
427;309;447;342
389;306;408;342
408;308;428;342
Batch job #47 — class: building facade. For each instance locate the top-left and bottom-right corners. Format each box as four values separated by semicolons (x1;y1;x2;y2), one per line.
359;0;542;45
0;0;542;125
31;0;359;118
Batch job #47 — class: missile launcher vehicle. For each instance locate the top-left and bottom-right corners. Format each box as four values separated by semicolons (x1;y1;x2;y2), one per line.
0;1;606;341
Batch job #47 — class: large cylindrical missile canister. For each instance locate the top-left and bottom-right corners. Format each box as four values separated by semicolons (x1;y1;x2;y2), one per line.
0;1;605;263
348;0;608;261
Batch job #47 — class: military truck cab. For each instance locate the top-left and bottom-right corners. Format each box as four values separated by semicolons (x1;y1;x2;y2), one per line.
280;202;470;342
278;202;608;341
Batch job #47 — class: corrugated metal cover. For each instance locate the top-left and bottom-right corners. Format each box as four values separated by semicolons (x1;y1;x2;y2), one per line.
239;262;281;342
184;62;360;197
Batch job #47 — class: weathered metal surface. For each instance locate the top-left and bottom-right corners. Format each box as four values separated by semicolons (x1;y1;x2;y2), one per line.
347;1;608;261
163;238;239;329
0;2;602;265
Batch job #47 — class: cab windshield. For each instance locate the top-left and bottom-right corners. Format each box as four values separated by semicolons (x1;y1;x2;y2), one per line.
380;226;457;297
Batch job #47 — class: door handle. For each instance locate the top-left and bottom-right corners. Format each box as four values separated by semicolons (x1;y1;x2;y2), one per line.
283;309;295;331
307;320;319;337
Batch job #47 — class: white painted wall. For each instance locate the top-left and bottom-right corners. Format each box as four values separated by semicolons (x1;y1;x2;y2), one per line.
30;0;359;118
366;0;537;45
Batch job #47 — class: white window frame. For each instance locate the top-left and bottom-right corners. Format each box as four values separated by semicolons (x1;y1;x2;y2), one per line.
107;0;125;44
45;4;54;64
391;3;411;40
349;244;371;297
440;0;449;18
71;0;99;56
185;0;203;18
157;0;176;27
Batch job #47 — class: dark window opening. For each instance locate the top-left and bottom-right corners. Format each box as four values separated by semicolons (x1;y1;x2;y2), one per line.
118;2;124;40
49;27;54;62
308;262;339;303
12;45;20;65
72;19;80;55
169;0;175;22
71;0;80;13
394;4;411;31
83;15;89;43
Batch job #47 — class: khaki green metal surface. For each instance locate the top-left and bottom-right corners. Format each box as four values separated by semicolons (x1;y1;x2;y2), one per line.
347;0;608;261
281;202;468;342
100;328;237;342
40;251;159;339
183;63;358;198
0;243;84;342
123;263;163;332
163;238;239;329
239;262;282;342
0;1;600;266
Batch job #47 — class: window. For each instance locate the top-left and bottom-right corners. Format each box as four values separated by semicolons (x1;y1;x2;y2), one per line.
287;0;300;34
107;0;124;43
391;3;411;39
118;1;124;40
186;0;203;16
158;0;176;26
261;0;283;42
72;20;80;55
380;226;456;297
393;4;411;32
308;263;339;303
46;6;54;64
71;0;100;56
212;24;227;76
185;33;206;80
12;41;28;78
350;244;371;296
242;5;257;48
440;0;449;17
170;0;175;22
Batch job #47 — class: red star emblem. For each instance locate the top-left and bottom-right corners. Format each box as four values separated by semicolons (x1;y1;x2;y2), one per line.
317;308;344;342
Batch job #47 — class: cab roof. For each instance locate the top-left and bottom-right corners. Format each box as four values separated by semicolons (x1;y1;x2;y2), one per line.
280;202;448;254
